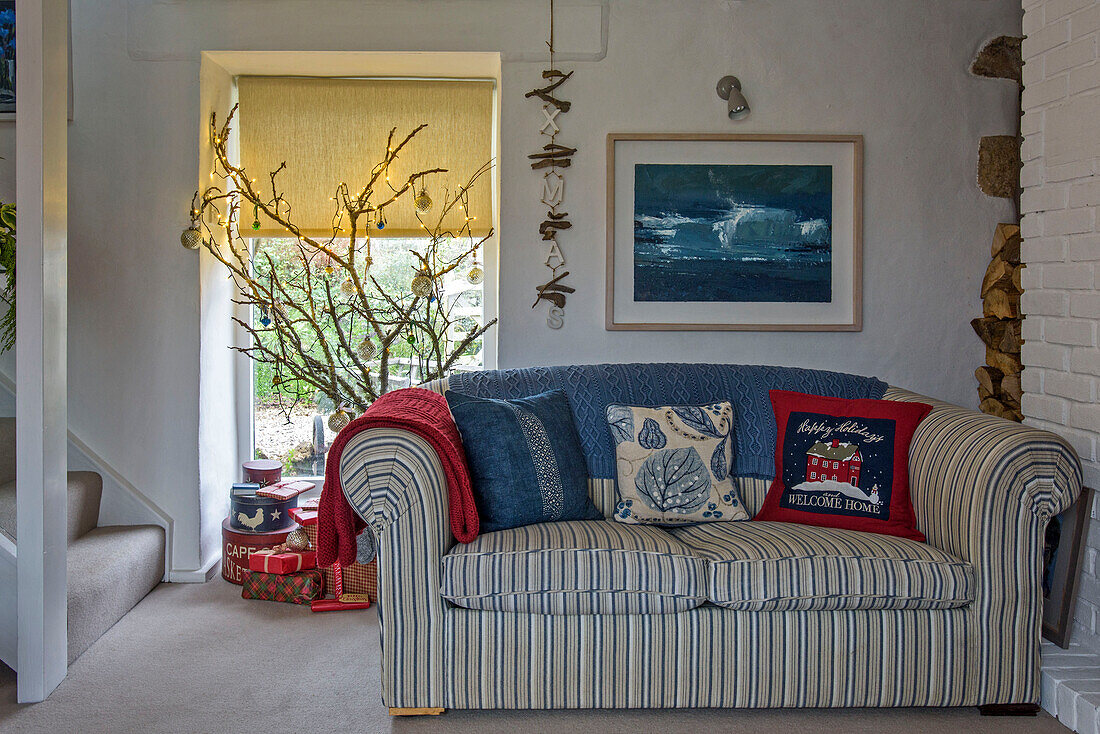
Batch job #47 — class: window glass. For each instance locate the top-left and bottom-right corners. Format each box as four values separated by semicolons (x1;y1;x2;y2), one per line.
251;236;485;476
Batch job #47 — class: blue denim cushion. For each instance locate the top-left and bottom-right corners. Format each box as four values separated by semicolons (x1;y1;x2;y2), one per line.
446;389;601;533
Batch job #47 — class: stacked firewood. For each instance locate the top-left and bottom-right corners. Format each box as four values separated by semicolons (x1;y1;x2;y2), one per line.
971;223;1024;421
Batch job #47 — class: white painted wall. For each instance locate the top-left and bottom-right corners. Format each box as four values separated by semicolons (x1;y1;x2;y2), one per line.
1020;0;1100;653
0;0;1021;572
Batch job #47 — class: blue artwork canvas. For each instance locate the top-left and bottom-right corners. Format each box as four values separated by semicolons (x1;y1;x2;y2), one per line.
633;163;833;303
0;2;13;114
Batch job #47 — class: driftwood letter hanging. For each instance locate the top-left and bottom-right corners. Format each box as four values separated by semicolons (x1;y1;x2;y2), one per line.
528;0;576;329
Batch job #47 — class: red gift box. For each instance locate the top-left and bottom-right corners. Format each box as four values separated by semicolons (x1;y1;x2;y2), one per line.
247;549;317;574
241;569;324;604
288;507;318;526
257;479;316;501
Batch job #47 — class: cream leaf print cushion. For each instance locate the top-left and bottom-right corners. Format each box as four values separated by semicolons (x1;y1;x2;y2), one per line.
606;402;750;525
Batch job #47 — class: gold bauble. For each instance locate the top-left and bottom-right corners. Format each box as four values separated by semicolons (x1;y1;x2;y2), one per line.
328;410;351;432
341;278;357;296
414;190;433;212
410;271;434;298
285;528;311;552
180;226;203;250
357;337;377;360
466;265;484;285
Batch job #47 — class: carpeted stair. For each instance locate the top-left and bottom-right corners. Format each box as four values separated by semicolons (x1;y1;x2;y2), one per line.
0;418;164;664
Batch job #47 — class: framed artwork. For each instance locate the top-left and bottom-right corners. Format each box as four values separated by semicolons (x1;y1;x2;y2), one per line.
0;2;13;116
1043;486;1094;648
605;133;863;331
0;2;74;121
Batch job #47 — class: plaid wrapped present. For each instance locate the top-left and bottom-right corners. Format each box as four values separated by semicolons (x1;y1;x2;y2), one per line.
241;569;324;604
303;522;377;601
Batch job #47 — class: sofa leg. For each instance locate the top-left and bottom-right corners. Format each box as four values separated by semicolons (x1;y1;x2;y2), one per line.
978;703;1041;716
388;707;445;716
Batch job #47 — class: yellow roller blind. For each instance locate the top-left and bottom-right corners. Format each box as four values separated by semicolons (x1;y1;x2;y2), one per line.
237;76;494;238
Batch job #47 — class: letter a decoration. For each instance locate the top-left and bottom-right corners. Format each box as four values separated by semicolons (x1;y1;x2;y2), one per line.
528;0;577;329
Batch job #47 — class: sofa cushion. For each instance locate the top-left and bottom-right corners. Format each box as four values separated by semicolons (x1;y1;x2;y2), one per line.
441;520;706;614
445;389;601;532
606;402;751;526
669;521;974;611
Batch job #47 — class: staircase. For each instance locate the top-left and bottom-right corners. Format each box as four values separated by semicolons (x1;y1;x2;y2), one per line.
0;418;165;667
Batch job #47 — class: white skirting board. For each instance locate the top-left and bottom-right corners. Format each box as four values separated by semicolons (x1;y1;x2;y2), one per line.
168;553;221;584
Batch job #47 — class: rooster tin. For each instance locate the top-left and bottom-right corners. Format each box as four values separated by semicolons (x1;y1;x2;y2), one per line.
230;482;298;533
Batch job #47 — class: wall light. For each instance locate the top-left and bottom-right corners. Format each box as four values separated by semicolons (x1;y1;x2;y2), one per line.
716;75;750;120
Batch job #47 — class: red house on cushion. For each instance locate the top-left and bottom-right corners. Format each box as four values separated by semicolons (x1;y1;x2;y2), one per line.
805;439;862;485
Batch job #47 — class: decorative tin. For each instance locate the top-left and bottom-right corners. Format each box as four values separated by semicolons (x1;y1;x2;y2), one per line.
242;459;283;487
230;483;298;533
221;517;297;585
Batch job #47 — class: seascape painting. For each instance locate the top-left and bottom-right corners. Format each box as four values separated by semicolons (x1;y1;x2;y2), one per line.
0;2;13;115
633;163;833;303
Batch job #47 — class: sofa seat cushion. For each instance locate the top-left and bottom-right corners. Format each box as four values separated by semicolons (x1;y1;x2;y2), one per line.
441;520;707;614
668;521;974;611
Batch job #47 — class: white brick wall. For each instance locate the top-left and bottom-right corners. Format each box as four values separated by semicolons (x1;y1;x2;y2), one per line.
1023;0;1100;655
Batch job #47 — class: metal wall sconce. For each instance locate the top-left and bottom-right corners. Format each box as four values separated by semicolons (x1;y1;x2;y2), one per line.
716;76;750;120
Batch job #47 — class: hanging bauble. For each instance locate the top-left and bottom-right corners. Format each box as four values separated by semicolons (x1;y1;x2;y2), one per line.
356;337;377;360
410;270;434;298
466;265;484;285
376;209;386;230
341;278;356;296
414;186;433;212
324;264;334;276
259;306;272;327
328;410;351;432
251;205;261;231
285;528;311;552
272;375;283;387
180;226;203;250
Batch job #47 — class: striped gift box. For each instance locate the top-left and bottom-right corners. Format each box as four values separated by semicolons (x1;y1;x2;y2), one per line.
303;523;378;601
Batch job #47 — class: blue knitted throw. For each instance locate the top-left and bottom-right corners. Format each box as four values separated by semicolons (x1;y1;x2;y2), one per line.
448;363;887;480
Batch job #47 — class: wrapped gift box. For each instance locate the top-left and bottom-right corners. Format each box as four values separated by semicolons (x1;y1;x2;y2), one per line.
257;479;316;501
221;518;297;585
248;549;317;575
241;569;324;604
300;519;378;602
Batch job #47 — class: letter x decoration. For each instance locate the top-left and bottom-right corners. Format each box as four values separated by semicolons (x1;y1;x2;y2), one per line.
527;0;576;329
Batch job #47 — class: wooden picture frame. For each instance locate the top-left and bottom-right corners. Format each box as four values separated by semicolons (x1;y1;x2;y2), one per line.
1043;486;1094;648
605;133;863;331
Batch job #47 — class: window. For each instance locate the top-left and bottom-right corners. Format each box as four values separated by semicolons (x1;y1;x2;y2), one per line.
238;76;495;477
810;472;816;479
250;236;485;475
811;457;818;465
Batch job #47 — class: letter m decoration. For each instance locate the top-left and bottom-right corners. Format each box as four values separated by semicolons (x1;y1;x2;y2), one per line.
541;172;564;207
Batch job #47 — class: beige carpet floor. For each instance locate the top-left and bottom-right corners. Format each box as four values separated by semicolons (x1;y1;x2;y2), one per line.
0;579;1073;734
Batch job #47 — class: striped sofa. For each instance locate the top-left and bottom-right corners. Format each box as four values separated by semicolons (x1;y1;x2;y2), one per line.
338;364;1082;713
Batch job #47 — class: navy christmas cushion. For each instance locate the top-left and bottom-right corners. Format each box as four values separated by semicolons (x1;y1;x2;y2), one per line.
755;390;932;541
446;389;601;533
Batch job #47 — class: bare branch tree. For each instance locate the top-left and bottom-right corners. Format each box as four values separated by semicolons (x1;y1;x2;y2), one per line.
190;105;496;417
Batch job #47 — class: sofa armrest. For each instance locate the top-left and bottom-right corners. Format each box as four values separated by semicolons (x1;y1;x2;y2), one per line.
886;387;1082;703
338;427;452;707
886;388;1082;559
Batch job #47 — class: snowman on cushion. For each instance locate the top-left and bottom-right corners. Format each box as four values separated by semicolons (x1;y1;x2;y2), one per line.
868;484;882;506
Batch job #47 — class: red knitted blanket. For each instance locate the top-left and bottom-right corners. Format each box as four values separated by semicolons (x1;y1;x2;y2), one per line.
316;387;478;567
